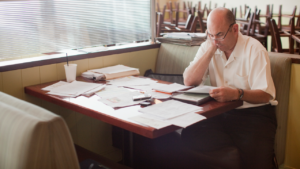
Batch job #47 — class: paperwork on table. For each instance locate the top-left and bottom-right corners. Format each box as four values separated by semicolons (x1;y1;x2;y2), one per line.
42;81;105;97
107;76;157;86
179;85;218;94
152;83;191;93
96;86;144;108
129;100;206;129
82;65;140;81
124;83;172;99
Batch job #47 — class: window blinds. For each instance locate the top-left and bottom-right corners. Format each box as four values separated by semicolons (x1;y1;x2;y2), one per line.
0;0;151;60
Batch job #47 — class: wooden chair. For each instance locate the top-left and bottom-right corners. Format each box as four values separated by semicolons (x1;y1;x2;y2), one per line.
232;7;237;19
277;5;297;31
290;17;300;54
239;12;268;48
175;2;187;24
268;18;292;53
157;13;198;36
255;5;273;36
239;5;249;18
197;11;206;33
268;18;299;54
166;15;198;33
197;1;201;12
156;2;161;12
237;8;252;33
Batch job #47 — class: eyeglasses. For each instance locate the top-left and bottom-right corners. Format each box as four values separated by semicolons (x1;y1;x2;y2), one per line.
207;23;235;41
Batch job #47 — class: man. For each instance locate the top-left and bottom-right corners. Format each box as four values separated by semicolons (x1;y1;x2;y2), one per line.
182;7;277;169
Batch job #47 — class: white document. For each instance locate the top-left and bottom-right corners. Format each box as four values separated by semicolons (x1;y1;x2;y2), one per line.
113;105;147;126
96;85;132;98
42;81;69;91
152;83;191;93
130;111;206;129
138;100;202;120
124;83;166;92
65;96;147;126
47;81;104;97
180;85;218;94
99;91;143;108
90;65;138;74
129;115;172;129
108;76;157;87
82;85;106;96
167;112;206;128
150;91;171;99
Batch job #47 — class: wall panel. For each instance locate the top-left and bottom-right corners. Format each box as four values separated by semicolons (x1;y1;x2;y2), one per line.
285;64;300;169
88;57;104;70
2;70;24;99
0;73;2;91
40;64;58;83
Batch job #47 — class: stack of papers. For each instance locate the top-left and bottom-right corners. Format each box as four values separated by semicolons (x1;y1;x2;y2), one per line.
86;65;140;80
157;33;206;46
43;81;105;97
179;85;217;94
96;86;144;108
108;76;157;86
152;83;191;93
129;100;206;129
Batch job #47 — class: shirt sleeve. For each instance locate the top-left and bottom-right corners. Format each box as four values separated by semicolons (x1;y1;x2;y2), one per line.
248;49;276;101
184;41;209;85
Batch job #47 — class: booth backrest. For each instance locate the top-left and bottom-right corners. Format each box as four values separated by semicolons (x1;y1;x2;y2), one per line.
0;92;80;169
155;43;199;74
155;43;292;166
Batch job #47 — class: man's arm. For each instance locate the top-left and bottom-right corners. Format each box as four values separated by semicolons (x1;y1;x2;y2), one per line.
183;41;217;86
209;87;271;103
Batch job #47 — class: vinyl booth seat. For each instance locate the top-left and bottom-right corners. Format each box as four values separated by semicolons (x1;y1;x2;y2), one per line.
0;92;80;169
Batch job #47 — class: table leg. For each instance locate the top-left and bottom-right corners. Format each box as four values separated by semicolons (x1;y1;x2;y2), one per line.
121;129;134;168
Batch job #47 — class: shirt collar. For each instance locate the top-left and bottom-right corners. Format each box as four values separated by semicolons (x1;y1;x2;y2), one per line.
224;32;245;66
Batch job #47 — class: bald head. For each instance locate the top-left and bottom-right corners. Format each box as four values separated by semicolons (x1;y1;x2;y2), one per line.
207;7;235;27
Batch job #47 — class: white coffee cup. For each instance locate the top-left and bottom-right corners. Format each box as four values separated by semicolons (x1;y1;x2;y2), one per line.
64;64;77;82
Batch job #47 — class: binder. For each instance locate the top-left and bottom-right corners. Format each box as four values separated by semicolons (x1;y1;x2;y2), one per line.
171;93;212;105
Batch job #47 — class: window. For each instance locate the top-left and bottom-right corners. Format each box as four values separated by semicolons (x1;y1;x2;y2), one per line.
0;0;152;61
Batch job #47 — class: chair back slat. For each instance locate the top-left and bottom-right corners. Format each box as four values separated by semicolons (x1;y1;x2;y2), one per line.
271;19;283;52
197;11;206;33
189;16;198;32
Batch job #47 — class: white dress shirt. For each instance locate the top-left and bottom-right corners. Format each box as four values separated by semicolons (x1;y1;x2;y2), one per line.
187;32;276;109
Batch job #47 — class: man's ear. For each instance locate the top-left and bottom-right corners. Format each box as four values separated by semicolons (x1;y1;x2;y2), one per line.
232;24;239;32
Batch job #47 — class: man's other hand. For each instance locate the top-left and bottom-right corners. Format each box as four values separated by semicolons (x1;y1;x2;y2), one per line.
209;87;238;102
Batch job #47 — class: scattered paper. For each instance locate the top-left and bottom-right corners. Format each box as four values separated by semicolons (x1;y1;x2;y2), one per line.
152;83;191;93
42;81;69;91
96;85;132;98
99;91;143;108
138;100;202;120
108;76;157;86
90;65;138;74
150;91;171;99
47;81;104;97
129;115;172;129
180;85;217;94
168;112;206;128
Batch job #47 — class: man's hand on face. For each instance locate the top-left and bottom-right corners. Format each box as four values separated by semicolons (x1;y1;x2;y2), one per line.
209;87;238;102
206;30;218;54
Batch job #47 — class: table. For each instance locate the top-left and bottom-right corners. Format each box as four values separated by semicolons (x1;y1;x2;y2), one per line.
24;76;243;167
